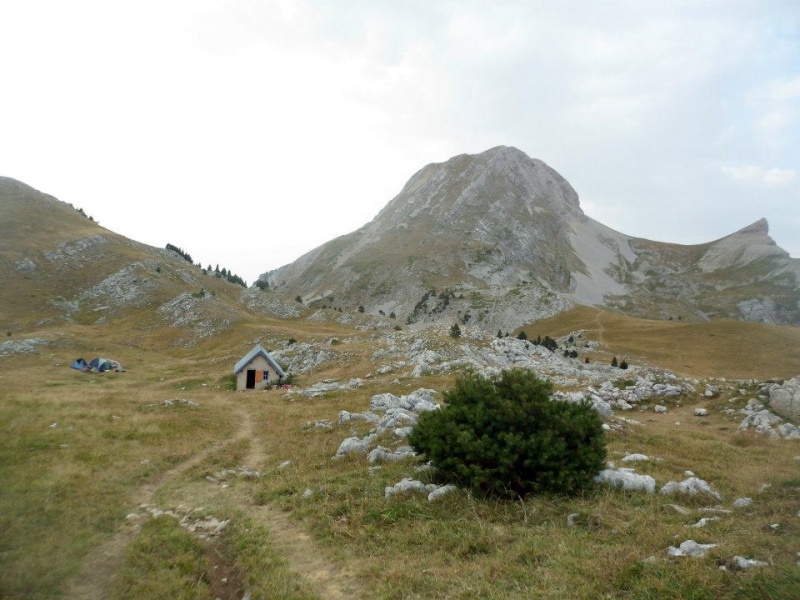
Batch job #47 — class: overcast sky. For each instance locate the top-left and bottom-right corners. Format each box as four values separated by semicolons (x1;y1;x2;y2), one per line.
2;1;798;284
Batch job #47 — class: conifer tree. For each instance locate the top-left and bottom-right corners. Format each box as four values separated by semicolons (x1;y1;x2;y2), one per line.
409;370;607;497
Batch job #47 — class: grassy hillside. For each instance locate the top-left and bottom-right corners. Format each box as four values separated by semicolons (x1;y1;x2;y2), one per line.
521;305;800;379
2;317;799;599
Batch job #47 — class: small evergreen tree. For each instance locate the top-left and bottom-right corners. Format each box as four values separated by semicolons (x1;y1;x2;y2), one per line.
358;305;365;313
517;330;528;341
409;370;606;497
498;329;503;338
611;356;618;368
541;336;558;352
449;323;462;338
295;295;303;304
619;359;629;370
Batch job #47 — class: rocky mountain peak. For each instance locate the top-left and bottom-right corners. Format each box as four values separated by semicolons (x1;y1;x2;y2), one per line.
377;146;582;232
263;147;800;329
732;218;769;237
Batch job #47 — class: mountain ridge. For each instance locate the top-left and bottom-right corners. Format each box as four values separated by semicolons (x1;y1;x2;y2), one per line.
262;147;800;328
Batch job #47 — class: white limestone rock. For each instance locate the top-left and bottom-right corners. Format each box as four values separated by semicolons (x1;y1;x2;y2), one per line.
427;484;458;502
667;540;717;558
727;556;769;570
660;477;721;500
595;468;656;493
367;446;416;464
384;478;436;498
334;434;377;457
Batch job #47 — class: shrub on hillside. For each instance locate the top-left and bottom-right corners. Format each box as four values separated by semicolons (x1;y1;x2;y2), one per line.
408;370;606;498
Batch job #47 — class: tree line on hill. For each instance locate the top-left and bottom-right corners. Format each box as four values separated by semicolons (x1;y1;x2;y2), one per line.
165;243;247;288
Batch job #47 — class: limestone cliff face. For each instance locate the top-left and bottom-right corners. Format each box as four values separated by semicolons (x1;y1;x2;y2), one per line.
262;147;800;329
607;218;800;324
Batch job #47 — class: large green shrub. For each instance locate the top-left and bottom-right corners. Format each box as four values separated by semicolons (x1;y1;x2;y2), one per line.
408;370;606;497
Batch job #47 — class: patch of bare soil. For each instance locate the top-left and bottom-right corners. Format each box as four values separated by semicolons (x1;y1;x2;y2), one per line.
206;541;247;600
238;406;367;600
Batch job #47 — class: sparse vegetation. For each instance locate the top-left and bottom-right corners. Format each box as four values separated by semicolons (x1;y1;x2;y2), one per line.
111;516;212;599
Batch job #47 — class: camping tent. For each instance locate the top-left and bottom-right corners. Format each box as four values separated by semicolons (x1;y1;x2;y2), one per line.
71;357;123;372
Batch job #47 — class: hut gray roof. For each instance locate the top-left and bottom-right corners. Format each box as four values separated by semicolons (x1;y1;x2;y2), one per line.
234;343;287;377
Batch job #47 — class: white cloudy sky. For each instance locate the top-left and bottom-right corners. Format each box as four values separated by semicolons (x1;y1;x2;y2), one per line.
2;0;798;284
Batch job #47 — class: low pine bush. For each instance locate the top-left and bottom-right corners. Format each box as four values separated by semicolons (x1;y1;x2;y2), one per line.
408;369;606;498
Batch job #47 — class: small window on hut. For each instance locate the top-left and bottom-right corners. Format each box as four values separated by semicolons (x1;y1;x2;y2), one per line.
263;371;269;381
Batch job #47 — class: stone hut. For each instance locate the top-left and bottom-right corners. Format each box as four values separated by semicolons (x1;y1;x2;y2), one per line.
234;343;287;391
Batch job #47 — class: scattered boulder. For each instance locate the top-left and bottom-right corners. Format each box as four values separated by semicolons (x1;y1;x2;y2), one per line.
367;446;416;464
384;478;435;498
739;399;800;439
370;389;439;413
338;410;379;424
722;556;769;570
383;477;456;501
595;468;656;493
334;434;378;457
427;484;458;502
660;477;720;500
765;376;800;422
667;540;717;558
162;398;199;408
621;453;651;463
689;517;719;528
0;338;45;356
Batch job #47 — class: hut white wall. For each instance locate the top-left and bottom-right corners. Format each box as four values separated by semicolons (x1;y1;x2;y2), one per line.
236;355;282;391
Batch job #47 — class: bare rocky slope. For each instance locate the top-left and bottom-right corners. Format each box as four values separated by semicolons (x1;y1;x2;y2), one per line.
261;147;800;330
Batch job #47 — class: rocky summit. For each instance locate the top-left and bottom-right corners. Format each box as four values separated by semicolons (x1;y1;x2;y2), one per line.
261;147;800;330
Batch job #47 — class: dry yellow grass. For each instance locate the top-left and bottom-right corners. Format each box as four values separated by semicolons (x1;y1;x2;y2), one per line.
522;305;800;379
3;314;800;599
2;265;800;599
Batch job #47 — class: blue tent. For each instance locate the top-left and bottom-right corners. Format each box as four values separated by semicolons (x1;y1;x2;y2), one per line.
72;357;123;372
